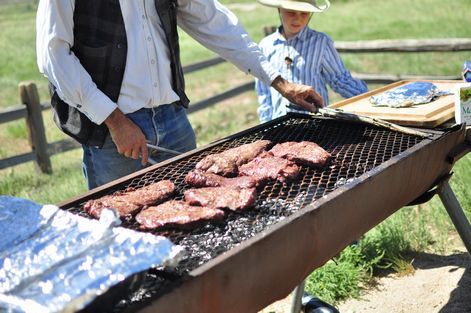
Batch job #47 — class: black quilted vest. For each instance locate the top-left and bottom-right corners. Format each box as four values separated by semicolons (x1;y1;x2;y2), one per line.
50;0;188;147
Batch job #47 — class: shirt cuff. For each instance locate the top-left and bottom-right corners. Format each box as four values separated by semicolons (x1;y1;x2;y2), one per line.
83;92;117;125
60;89;117;125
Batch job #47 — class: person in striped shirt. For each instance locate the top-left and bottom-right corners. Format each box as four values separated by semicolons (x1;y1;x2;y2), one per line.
255;0;368;123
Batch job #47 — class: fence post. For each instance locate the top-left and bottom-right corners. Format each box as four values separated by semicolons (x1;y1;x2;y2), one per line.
19;81;52;174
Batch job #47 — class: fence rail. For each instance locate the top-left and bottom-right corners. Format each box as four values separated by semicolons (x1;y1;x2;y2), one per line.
335;38;471;53
1;37;470;172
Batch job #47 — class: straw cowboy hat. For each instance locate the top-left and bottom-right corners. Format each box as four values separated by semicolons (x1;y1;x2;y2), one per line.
257;0;330;13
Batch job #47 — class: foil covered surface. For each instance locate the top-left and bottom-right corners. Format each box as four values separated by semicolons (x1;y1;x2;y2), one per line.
370;81;451;108
0;196;183;313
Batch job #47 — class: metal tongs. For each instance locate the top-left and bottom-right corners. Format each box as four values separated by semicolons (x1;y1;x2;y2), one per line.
287;103;431;138
146;143;181;165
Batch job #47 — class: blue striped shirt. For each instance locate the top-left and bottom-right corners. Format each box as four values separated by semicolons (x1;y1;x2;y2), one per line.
255;26;368;123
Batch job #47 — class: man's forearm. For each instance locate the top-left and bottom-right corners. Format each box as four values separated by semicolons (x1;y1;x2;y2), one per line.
104;108;127;130
270;75;289;95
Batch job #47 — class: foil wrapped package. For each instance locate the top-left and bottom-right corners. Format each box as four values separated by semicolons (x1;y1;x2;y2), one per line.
0;196;184;313
370;81;451;108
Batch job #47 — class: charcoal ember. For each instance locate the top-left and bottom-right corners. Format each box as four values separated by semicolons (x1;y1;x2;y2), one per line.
195;140;272;176
185;169;260;188
184;187;257;211
238;152;300;183
269;141;331;167
83;180;175;219
136;200;225;230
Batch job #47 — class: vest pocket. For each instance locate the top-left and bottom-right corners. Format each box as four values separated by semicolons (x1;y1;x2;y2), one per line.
72;40;110;89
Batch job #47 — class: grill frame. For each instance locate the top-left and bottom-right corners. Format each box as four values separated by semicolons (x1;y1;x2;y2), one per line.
57;115;466;313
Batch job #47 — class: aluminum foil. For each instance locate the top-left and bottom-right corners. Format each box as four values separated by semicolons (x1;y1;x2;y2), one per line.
0;196;184;313
370;81;451;108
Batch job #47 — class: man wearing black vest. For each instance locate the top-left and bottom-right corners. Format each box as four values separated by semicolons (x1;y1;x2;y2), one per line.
36;0;323;190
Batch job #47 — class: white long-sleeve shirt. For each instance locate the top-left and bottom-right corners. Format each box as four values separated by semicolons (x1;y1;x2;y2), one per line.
36;0;280;125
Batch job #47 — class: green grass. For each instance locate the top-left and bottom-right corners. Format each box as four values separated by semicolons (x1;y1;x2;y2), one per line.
1;149;86;204
1;0;471;306
0;1;47;107
305;245;382;303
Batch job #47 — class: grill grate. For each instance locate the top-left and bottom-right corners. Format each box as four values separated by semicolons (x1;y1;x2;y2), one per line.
66;115;426;310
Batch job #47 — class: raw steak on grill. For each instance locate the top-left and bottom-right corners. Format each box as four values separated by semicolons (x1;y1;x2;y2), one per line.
185;169;260;188
136;200;225;230
184;187;257;211
238;152;300;183
195;140;272;176
269;141;331;167
83;180;175;219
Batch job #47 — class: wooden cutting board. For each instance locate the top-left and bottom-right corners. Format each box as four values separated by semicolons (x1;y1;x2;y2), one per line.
330;80;462;128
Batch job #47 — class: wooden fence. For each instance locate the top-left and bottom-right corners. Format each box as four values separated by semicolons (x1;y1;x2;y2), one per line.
1;38;470;173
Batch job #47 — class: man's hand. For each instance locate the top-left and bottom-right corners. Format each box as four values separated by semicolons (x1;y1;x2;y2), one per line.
271;76;324;112
104;109;148;165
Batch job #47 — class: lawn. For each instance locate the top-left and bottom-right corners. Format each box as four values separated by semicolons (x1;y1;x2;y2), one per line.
0;0;470;307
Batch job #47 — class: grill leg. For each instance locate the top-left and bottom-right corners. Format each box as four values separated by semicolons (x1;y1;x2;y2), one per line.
290;280;305;313
438;180;471;254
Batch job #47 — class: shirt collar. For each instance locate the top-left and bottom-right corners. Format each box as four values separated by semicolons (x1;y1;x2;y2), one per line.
274;26;309;45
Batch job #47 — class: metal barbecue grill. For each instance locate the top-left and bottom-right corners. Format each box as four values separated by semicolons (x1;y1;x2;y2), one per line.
58;113;469;313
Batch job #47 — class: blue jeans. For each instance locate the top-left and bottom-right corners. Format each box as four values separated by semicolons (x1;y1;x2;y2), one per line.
82;104;196;190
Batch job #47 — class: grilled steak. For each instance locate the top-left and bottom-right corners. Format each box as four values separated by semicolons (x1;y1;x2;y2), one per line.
83;180;175;219
195;140;272;176
269;141;331;167
185;169;259;188
238;152;300;183
184;187;257;211
136;200;225;230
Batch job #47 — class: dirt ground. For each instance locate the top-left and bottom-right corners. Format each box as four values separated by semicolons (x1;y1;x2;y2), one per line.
260;248;471;313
